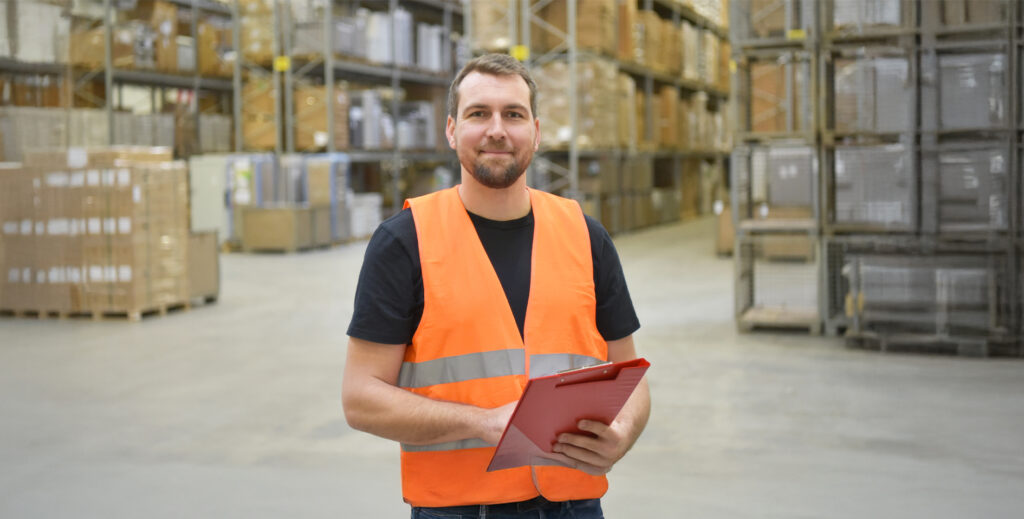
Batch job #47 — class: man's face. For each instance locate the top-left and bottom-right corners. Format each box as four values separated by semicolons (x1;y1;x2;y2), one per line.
446;72;540;189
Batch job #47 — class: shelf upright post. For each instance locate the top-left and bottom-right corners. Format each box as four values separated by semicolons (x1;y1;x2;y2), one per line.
104;0;115;145
325;0;336;153
232;0;243;152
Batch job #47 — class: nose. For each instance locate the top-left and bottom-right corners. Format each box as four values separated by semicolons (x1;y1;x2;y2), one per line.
484;113;506;139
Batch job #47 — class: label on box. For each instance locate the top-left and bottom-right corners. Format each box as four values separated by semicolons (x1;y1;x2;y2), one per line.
102;170;116;186
118;169;131;186
49;267;62;284
786;29;806;41
22;268;31;283
713;200;724;215
35;221;45;235
118;217;131;234
21;219;32;235
2;221;16;235
87;170;100;186
36;270;46;284
88;218;101;235
46;172;69;187
48;219;70;235
68;267;82;284
103;218;116;234
70;172;85;187
105;266;117;283
118;266;132;283
67;148;88;169
133;185;142;203
991;153;1005;173
69;219;80;236
90;266;104;282
759;204;769;218
314;131;328;147
7;268;18;283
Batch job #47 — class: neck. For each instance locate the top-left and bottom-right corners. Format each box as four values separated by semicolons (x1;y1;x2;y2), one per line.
457;172;531;221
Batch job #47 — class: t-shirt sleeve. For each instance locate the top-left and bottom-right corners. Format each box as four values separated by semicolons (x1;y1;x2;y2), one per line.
346;213;421;345
585;215;641;341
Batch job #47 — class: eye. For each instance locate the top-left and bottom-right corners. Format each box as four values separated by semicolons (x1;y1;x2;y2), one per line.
507;111;524;119
468;111;485;118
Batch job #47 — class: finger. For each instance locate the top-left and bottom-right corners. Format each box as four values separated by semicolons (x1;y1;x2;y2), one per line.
557;432;602;453
577;419;611;436
553;441;611;469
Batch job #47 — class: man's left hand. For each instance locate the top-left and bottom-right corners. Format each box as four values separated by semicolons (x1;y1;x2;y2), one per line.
551;419;633;476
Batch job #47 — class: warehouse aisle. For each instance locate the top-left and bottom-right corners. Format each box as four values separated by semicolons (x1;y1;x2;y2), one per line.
2;217;1023;518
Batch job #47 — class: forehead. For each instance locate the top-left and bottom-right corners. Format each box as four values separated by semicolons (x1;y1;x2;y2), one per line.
456;72;531;112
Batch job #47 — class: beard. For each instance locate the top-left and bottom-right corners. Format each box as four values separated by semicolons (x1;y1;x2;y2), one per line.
468;159;524;189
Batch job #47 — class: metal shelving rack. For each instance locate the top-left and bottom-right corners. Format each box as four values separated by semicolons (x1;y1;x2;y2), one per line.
509;0;730;232
733;0;1021;355
0;0;234;151
273;0;460;212
69;0;236;148
730;0;823;334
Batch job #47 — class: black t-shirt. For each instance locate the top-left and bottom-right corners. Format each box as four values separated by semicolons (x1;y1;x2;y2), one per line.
346;208;640;345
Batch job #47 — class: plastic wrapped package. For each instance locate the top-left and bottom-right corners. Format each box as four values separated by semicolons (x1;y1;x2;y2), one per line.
937;148;1007;232
534;58;618;149
939;53;1006;130
834;56;911;133
832;0;903;31
834;144;913;228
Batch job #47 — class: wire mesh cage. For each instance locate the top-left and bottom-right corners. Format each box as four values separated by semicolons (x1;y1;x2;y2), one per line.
735;50;815;137
730;0;816;44
918;142;1010;234
829;236;1016;355
823;0;916;37
934;51;1009;132
731;143;817;231
823;49;915;135
825;141;916;232
735;233;822;333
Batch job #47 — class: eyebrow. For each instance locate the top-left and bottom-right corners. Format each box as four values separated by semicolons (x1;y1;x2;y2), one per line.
462;103;529;114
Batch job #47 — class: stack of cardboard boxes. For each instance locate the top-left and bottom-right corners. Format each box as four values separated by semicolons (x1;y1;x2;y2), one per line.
0;147;217;317
241;0;275;65
294;86;350;151
534;59;626;150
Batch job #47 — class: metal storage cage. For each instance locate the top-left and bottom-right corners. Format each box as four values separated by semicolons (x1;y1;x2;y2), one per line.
735;233;822;333
935;51;1009;132
734;49;815;140
729;0;816;46
826;236;1016;355
917;142;1011;235
731;143;817;232
822;0;915;38
824;141;916;233
821;49;915;136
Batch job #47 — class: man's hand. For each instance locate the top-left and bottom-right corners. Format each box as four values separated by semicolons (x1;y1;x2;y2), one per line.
551;416;636;476
551;335;651;476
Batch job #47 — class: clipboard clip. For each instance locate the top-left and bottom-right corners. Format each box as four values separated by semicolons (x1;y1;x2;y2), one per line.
556;361;612;375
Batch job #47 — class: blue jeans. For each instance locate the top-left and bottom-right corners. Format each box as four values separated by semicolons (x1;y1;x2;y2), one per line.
411;496;604;519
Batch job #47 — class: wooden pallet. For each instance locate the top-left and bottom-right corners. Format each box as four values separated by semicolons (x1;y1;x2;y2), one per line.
738;307;822;335
845;332;1019;358
1;295;218;323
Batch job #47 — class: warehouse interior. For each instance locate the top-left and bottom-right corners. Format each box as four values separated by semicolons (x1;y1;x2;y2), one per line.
1;0;1023;517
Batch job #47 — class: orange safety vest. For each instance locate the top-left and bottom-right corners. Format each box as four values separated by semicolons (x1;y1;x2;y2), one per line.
400;186;609;507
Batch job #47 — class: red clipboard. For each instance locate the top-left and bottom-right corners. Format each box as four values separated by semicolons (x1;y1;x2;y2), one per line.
486;357;650;472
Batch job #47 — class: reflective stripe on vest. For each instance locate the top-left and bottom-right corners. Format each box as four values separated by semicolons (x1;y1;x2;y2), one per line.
398;349;526;389
401;186;609;507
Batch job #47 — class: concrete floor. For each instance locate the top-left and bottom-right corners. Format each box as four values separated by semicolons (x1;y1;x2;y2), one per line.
2;217;1023;518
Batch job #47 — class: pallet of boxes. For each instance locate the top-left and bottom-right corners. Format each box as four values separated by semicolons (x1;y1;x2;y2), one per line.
0;148;219;321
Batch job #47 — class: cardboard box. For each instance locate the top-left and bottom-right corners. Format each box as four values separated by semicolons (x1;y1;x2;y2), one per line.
242;14;275;64
536;0;616;57
750;59;808;134
187;231;219;300
241;206;314;252
311;205;332;246
617;0;637;62
750;0;786;38
470;0;514;51
716;205;733;255
294;85;349;151
761;234;815;261
70;27;136;69
658;86;678;148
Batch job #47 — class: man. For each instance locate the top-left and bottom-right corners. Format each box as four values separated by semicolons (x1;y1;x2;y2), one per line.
343;53;650;518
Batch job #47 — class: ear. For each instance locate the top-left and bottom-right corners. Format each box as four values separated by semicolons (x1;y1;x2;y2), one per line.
445;115;456;150
533;117;541;151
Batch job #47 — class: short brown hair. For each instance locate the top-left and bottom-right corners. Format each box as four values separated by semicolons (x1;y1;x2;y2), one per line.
447;53;537;120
